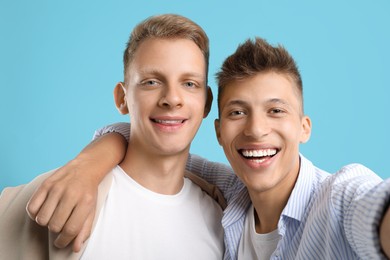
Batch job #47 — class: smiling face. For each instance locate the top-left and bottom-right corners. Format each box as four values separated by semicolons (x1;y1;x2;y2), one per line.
215;71;311;195
117;38;211;157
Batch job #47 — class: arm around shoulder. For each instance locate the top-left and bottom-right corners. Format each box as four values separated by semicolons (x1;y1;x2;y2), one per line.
186;153;241;201
26;130;128;252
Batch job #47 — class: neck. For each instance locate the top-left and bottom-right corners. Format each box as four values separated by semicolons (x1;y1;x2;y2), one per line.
119;139;189;195
249;162;300;234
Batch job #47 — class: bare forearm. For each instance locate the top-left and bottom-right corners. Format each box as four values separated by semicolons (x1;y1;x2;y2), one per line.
74;132;128;183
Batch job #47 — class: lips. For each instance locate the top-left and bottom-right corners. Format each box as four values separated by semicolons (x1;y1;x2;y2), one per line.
238;148;279;163
150;117;187;131
152;119;186;124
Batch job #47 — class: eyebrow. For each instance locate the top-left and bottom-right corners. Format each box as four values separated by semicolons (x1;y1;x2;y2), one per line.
138;68;165;78
181;72;206;82
265;98;290;106
224;100;248;107
139;69;205;80
224;98;289;107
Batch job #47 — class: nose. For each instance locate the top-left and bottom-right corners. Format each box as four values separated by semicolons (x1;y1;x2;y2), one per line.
243;113;271;138
158;84;183;109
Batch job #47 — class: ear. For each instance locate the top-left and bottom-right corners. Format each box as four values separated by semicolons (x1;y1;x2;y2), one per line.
214;119;222;145
113;82;129;115
203;86;213;118
299;115;312;143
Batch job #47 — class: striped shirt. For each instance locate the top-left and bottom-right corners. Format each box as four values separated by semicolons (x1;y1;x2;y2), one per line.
97;122;390;260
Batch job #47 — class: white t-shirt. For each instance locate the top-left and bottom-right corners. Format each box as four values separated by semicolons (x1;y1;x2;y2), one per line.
238;205;281;260
81;166;224;260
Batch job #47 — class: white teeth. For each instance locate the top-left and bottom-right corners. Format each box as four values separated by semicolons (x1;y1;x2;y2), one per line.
242;149;277;158
154;119;183;124
253;158;266;163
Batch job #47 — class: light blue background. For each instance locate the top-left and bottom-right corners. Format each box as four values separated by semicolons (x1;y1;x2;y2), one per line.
1;0;389;191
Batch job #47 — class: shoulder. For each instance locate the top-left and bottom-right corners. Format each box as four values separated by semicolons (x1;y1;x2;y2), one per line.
316;164;385;217
0;169;57;215
185;171;227;210
0;169;57;259
306;163;383;211
329;164;382;193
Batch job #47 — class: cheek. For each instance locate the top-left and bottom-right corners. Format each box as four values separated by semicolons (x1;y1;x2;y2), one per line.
189;97;207;117
219;122;236;148
278;120;303;145
276;116;297;132
129;98;149;117
194;100;206;111
190;93;207;107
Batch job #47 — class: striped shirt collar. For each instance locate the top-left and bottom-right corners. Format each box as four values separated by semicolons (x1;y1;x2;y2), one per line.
223;155;327;228
281;155;317;222
222;182;250;228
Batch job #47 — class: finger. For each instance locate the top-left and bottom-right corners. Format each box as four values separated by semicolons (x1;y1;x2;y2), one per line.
53;195;95;249
53;230;74;249
47;196;78;233
72;209;95;252
34;187;64;226
26;185;50;220
26;167;67;220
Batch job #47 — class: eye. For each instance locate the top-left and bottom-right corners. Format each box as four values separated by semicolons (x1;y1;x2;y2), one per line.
227;110;246;118
268;108;286;117
140;79;160;87
270;108;283;113
183;81;197;88
144;80;158;86
232;110;244;115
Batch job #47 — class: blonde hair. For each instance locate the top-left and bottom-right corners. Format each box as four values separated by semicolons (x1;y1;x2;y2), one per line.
123;14;209;83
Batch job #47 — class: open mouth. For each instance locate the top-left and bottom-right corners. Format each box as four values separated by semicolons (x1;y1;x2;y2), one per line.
238;148;279;163
151;119;186;124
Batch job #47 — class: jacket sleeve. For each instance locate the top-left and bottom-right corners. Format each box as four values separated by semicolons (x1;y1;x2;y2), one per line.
0;171;53;259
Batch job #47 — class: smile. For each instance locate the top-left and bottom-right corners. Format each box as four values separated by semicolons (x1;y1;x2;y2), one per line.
239;148;278;163
152;119;186;124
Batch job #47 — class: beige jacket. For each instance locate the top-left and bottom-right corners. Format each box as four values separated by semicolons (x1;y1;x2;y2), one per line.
0;169;226;260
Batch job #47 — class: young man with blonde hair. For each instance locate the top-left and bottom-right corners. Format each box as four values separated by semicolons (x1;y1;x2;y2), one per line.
0;14;225;259
24;35;390;259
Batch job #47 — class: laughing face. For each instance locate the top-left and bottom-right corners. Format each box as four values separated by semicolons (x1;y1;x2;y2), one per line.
117;38;211;157
215;71;311;195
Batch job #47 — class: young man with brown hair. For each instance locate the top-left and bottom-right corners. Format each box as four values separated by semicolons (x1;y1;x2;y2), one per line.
0;14;225;259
